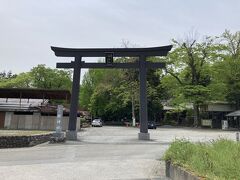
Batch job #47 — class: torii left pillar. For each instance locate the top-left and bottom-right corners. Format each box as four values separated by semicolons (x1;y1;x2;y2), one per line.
66;57;81;140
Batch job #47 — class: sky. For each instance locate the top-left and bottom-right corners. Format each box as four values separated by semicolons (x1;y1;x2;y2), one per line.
0;0;239;81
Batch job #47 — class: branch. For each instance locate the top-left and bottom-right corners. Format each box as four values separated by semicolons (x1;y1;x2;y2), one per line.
200;49;207;67
165;68;183;85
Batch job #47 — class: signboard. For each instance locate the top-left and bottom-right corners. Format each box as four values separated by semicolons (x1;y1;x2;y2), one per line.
201;119;212;127
105;52;114;64
222;120;228;130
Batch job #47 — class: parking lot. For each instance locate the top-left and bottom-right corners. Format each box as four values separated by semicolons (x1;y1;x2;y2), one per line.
0;126;237;180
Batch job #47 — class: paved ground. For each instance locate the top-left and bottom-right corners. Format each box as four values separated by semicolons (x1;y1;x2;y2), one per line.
0;126;238;180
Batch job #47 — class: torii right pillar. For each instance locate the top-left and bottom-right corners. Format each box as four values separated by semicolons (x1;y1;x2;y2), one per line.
138;55;149;140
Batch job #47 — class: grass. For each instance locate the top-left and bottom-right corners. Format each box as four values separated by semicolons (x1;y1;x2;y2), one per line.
0;130;53;136
164;139;240;180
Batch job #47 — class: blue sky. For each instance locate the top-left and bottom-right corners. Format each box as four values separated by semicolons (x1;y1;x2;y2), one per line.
0;0;239;80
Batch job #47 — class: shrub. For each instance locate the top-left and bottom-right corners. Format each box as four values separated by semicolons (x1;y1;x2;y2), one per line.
164;139;240;179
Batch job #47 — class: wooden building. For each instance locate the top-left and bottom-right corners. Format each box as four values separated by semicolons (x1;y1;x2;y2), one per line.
226;110;240;130
200;101;236;128
0;88;81;131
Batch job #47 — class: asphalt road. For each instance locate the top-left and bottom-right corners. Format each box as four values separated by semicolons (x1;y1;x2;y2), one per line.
0;126;237;180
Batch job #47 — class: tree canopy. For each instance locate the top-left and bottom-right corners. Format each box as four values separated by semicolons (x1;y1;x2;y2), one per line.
0;64;72;90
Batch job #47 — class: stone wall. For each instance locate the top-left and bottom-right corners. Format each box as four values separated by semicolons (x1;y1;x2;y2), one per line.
0;133;53;148
4;113;81;131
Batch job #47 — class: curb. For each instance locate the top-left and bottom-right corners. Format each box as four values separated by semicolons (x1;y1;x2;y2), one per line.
165;161;204;180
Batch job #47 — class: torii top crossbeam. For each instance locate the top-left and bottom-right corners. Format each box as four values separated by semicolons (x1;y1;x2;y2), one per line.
51;45;172;57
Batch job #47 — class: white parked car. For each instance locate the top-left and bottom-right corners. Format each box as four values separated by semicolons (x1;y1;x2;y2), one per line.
91;119;103;127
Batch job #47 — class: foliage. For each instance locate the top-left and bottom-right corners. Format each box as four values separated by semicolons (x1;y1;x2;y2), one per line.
217;30;240;108
164;139;240;179
80;57;166;121
82;68;129;120
182;85;211;104
0;71;17;80
0;72;32;88
163;111;178;125
0;64;72;90
79;71;94;109
162;34;223;126
30;64;72;90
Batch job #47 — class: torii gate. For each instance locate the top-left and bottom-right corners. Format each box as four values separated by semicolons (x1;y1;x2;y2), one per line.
51;45;172;140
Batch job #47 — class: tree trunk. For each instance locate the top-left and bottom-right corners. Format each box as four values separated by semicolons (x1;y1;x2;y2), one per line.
177;112;180;125
193;103;201;127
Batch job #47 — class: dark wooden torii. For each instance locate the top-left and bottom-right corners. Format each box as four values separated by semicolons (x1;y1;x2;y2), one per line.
51;45;172;140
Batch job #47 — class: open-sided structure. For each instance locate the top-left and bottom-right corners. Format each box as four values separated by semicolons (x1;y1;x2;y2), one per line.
0;88;72;130
51;45;172;140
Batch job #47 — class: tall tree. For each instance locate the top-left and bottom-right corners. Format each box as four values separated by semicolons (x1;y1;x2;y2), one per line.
164;35;219;126
214;30;240;109
79;71;94;109
30;64;72;90
0;65;72;90
120;57;139;124
0;71;17;80
0;72;32;88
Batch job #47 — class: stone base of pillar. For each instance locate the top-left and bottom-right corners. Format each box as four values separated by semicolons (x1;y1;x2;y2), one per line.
66;131;78;140
51;132;66;143
53;132;65;138
138;132;150;140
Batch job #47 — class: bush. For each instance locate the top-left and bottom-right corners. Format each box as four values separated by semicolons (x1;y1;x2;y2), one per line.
184;109;194;126
164;111;178;125
164;139;240;179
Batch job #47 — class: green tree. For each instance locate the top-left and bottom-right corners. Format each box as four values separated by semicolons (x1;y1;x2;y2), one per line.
30;64;72;90
120;57;139;124
87;68;129;120
79;71;94;109
164;35;220;126
146;66;166;122
212;30;240;108
0;72;32;88
0;71;17;80
0;65;72;90
80;56;167;123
